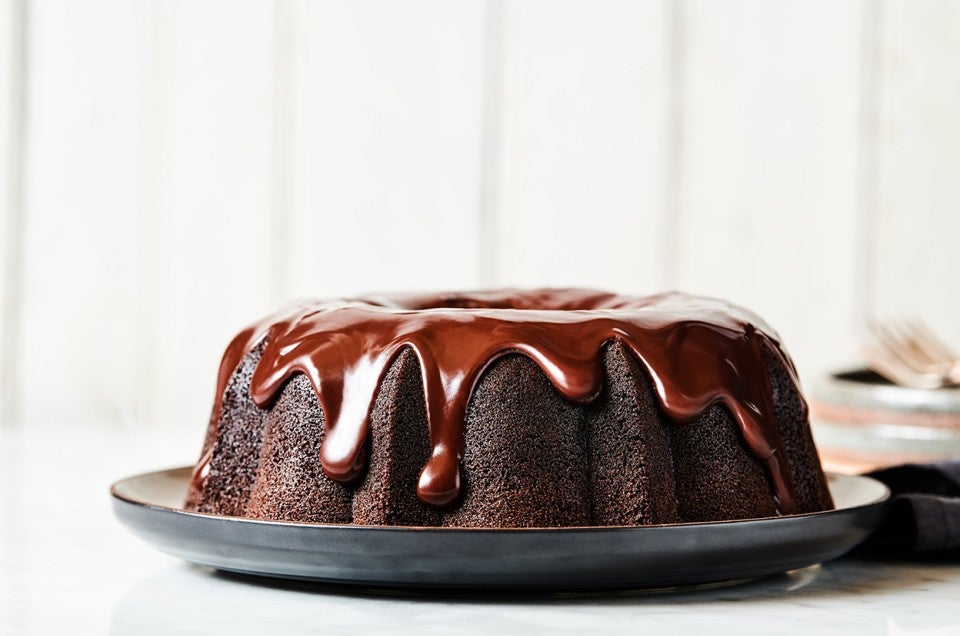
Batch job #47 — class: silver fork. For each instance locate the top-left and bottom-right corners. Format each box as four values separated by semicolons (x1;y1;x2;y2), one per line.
862;319;960;389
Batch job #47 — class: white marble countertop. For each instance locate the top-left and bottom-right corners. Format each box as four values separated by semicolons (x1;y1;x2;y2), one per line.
2;424;958;635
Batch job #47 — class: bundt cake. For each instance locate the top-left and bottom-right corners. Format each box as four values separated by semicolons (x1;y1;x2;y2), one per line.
184;289;833;527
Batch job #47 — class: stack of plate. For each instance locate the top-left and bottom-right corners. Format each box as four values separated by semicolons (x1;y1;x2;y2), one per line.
810;368;960;473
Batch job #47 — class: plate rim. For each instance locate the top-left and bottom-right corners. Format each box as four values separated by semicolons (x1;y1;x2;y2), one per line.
110;466;889;533
111;467;891;589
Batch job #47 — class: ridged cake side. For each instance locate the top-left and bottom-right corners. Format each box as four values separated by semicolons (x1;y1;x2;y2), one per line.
185;339;833;527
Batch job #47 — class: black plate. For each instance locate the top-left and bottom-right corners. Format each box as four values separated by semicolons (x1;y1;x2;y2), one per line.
111;468;888;590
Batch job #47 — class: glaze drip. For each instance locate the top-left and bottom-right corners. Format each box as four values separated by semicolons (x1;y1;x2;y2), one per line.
194;289;807;514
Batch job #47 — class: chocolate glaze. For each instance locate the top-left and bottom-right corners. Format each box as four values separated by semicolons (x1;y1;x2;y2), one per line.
192;289;807;514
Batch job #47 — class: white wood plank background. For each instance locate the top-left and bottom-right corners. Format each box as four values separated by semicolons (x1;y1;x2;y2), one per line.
147;0;278;427
874;0;960;347
674;0;864;378
286;0;485;299
0;0;21;424
1;0;958;430
16;0;154;426
493;0;671;293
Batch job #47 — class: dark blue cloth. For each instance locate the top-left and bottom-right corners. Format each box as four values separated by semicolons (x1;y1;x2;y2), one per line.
858;461;960;557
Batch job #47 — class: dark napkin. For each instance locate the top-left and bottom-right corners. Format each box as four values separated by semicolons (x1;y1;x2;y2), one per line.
855;461;960;558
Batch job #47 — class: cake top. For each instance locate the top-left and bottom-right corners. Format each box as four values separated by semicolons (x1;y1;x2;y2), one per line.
195;289;807;514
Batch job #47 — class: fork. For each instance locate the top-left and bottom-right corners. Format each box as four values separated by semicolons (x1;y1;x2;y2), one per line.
862;319;960;389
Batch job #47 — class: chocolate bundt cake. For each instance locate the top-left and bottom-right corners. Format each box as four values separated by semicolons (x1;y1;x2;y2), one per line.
184;289;833;526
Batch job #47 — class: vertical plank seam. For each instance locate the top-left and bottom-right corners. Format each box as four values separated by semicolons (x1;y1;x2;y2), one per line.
1;0;28;428
270;0;295;304
478;0;504;287
854;0;885;328
661;0;685;292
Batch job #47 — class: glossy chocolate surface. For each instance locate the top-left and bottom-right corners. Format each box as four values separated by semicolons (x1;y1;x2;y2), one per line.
193;289;807;514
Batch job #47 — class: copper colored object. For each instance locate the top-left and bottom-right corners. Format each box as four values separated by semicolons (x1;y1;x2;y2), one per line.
810;368;960;474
